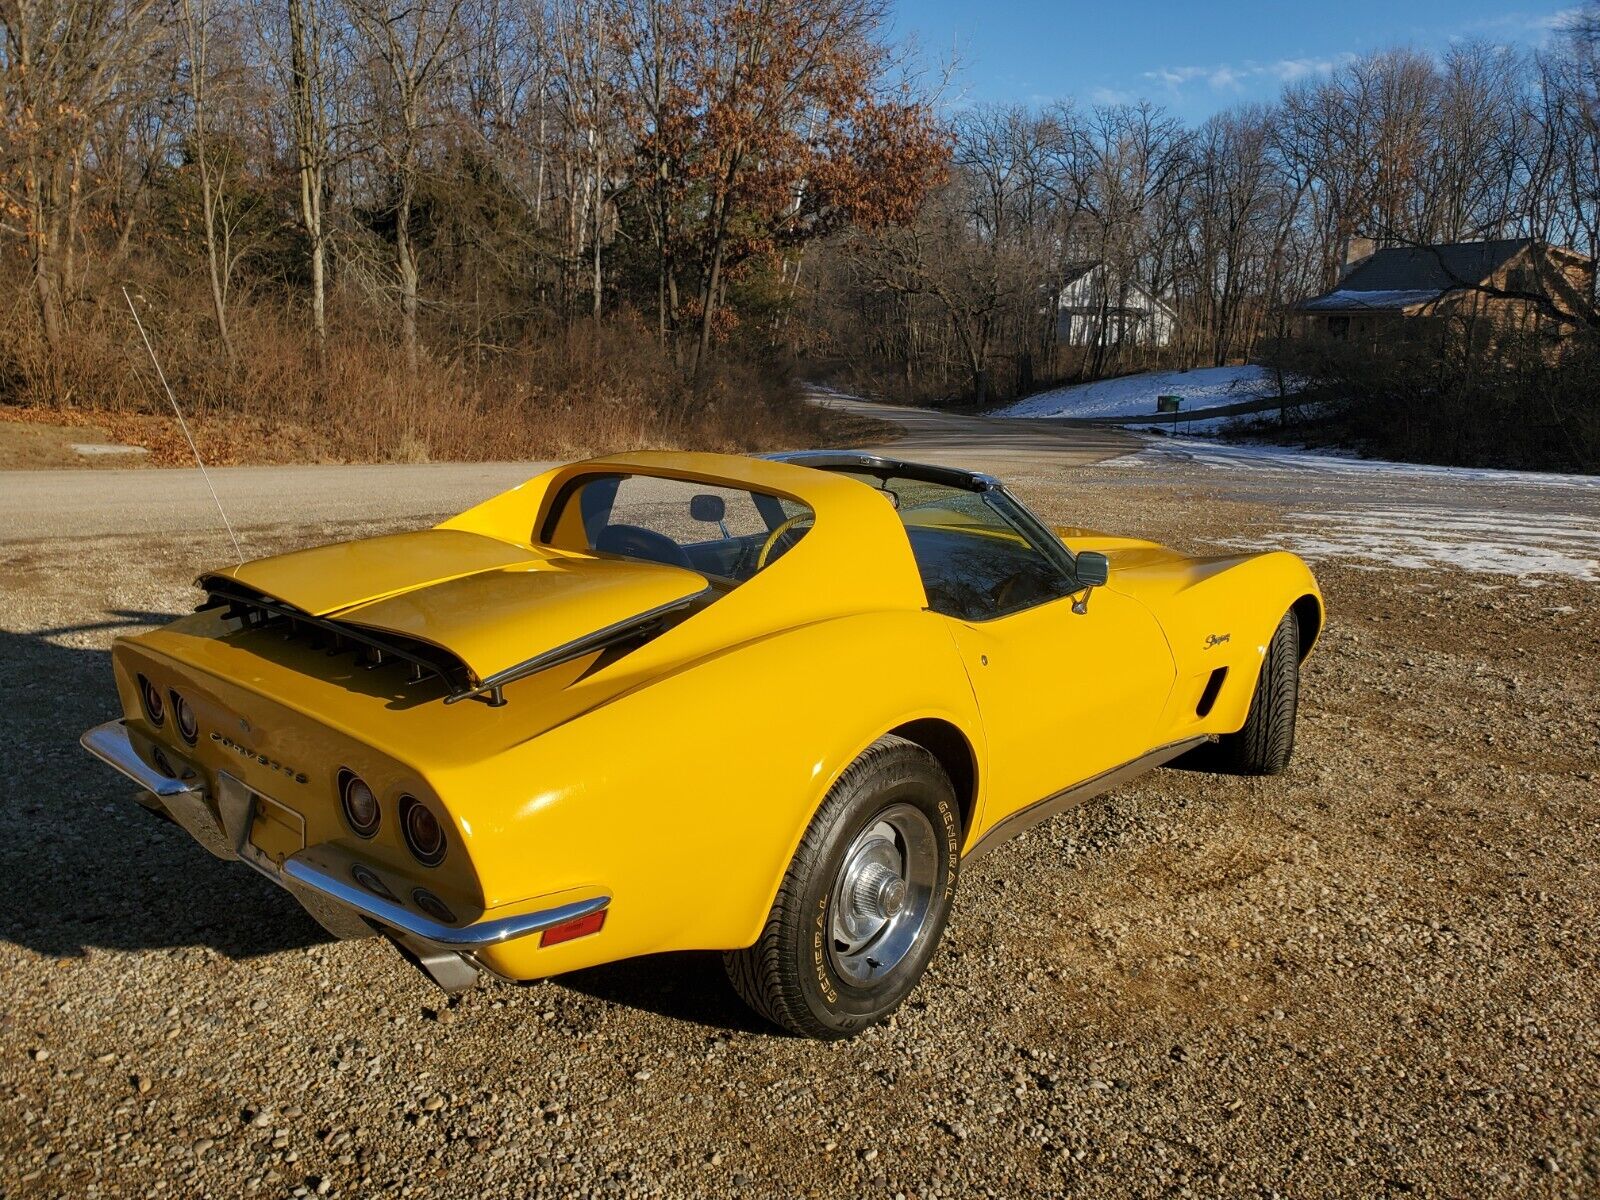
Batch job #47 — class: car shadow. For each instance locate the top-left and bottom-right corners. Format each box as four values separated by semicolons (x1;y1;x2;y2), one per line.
555;951;778;1036
3;619;772;1034
0;620;329;963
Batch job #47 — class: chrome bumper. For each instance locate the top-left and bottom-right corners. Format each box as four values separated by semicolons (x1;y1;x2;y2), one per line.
81;719;609;990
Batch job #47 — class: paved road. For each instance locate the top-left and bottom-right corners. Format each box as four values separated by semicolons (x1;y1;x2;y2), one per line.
5;396;1594;588
0;397;1137;544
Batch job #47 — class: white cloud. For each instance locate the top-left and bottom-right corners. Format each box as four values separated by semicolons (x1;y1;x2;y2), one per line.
1089;85;1135;105
1141;54;1353;95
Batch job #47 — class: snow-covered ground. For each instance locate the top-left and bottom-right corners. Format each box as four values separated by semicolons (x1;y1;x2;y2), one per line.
1223;507;1600;582
995;365;1291;420
1110;435;1600;583
1115;435;1600;490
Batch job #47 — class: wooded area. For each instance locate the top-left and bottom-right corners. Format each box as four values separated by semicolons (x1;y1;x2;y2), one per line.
0;0;943;458
816;22;1600;409
2;0;1598;465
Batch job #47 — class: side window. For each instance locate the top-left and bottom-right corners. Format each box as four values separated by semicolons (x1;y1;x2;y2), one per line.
865;478;1074;622
587;477;771;544
550;475;811;581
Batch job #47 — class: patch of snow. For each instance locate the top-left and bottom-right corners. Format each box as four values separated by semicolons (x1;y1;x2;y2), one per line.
1296;288;1444;312
1218;507;1600;582
1123;412;1245;436
996;365;1295;420
71;442;148;456
1112;435;1600;490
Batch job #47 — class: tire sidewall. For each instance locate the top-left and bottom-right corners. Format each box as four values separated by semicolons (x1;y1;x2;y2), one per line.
791;753;960;1037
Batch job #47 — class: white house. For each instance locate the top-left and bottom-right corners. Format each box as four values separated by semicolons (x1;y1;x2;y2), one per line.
1053;262;1177;349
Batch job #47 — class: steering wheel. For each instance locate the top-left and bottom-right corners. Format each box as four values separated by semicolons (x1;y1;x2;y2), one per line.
593;524;693;569
756;514;815;570
993;571;1034;612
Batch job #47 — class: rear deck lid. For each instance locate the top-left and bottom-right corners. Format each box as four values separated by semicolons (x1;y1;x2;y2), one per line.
332;556;708;688
206;529;548;616
198;529;709;698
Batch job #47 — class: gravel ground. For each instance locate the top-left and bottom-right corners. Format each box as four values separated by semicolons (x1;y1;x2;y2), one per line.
1;428;1597;1199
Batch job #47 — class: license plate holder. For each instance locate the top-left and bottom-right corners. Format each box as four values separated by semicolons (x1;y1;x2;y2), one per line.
248;792;306;867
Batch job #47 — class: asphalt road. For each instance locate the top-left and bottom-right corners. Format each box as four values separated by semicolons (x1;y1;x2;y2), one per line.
0;397;1138;546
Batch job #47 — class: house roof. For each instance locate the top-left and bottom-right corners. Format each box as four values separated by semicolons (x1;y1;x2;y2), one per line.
1294;238;1540;314
1296;287;1449;313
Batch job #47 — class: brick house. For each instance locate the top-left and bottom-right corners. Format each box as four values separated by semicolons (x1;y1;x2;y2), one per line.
1294;237;1595;346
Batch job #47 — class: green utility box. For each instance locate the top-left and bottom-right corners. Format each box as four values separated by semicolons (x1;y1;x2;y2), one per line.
1156;395;1182;414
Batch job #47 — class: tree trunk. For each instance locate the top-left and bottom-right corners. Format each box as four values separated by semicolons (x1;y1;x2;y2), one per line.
197;156;235;367
693;222;727;381
288;0;328;349
398;196;419;375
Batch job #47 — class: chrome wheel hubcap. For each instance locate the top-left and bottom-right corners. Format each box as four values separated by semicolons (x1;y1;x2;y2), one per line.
827;803;939;987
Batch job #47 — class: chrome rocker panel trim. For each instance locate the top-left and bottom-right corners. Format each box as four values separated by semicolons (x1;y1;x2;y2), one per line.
963;736;1209;861
81;719;610;987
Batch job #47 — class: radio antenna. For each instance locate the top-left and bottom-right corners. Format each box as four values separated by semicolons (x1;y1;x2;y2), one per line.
122;286;243;563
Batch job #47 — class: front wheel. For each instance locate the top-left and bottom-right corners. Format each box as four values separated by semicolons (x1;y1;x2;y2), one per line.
724;735;961;1039
1213;609;1300;775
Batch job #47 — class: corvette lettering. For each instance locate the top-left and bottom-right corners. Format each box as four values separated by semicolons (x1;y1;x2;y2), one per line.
209;731;308;784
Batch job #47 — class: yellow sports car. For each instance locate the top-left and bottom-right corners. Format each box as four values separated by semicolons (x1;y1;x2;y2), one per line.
83;450;1322;1039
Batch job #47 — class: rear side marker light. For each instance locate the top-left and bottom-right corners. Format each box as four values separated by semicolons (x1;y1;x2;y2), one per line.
540;909;607;948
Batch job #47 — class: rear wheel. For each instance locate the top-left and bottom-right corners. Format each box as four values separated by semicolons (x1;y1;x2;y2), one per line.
723;735;960;1039
1213;610;1300;775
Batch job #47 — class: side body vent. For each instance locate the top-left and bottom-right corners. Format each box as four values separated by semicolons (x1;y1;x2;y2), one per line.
1196;667;1228;718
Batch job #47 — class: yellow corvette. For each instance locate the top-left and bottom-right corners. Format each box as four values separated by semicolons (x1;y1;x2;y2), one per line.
83;450;1322;1039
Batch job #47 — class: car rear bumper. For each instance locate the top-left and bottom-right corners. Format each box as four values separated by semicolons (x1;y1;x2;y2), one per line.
80;719;610;990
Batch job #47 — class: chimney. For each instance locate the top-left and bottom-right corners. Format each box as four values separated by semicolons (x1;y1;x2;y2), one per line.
1339;235;1377;280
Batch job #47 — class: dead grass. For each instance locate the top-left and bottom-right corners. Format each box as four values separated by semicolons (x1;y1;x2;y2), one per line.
0;302;892;467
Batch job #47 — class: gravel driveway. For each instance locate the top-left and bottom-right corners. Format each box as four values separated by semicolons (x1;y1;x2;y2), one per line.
2;403;1595;1198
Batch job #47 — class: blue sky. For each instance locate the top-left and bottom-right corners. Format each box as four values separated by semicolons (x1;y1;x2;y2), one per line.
893;1;1584;120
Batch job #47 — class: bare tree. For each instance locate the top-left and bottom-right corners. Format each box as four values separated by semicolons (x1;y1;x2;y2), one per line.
348;0;465;375
284;0;337;348
0;0;165;365
179;0;240;364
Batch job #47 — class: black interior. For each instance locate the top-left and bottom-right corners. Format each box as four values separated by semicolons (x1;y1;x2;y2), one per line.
906;526;1073;622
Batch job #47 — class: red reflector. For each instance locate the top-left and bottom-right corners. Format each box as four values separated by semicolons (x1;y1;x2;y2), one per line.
539;909;607;947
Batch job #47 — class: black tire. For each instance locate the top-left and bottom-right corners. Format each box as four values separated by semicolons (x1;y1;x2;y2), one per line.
723;735;961;1039
1213;610;1300;775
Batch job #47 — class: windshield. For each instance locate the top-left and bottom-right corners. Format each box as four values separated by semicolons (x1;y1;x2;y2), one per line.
836;471;1076;621
544;474;813;584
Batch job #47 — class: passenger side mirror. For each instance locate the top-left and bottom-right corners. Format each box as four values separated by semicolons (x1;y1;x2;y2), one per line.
1071;551;1110;615
689;494;725;523
1074;551;1110;589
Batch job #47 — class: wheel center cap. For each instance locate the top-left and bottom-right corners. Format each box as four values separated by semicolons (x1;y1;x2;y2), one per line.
847;861;908;926
878;877;907;917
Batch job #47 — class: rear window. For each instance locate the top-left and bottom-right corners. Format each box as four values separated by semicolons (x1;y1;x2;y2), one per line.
545;474;812;583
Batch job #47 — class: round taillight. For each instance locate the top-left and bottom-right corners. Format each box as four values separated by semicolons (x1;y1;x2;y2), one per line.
340;772;381;838
399;796;446;866
170;691;198;744
138;675;164;726
412;888;456;924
